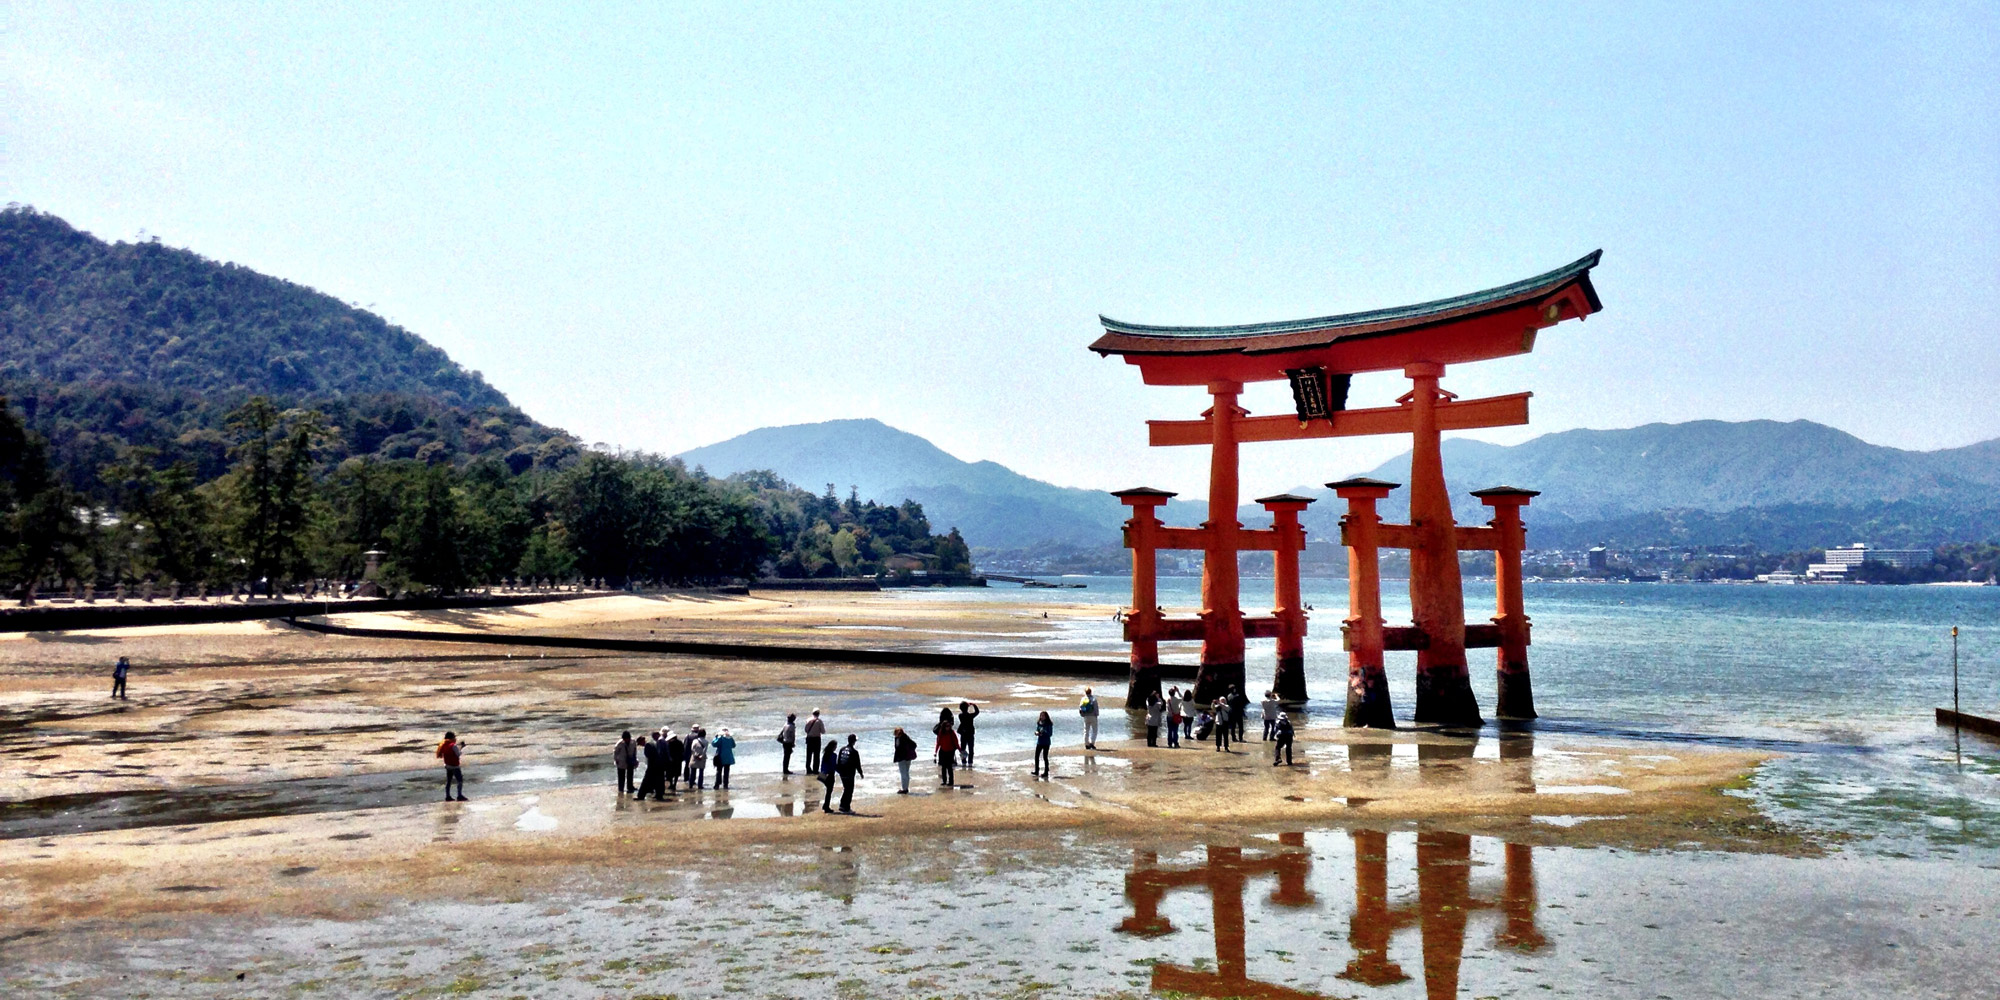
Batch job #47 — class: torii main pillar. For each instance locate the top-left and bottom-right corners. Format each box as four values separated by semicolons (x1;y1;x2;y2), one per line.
1404;362;1480;726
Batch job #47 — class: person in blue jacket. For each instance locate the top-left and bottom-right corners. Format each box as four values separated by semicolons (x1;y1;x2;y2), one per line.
711;727;737;789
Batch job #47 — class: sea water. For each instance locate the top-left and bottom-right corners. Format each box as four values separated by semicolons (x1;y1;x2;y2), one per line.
894;577;2000;858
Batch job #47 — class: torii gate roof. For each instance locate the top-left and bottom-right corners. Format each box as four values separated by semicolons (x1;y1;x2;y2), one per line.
1092;250;1602;385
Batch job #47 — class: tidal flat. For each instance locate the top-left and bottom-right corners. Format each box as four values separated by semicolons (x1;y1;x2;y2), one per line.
2;591;1996;998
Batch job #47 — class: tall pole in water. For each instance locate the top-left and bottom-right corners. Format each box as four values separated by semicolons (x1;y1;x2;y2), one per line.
1952;624;1962;770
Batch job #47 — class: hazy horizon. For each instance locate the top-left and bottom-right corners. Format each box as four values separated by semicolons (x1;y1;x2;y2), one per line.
9;3;1996;498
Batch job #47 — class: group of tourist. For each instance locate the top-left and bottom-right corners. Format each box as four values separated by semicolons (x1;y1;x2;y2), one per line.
432;683;1302;809
614;724;738;800
1140;685;1295;764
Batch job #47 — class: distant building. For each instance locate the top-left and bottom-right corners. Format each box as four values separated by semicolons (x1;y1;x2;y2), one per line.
1807;543;1932;580
1821;544;1932;570
1587;547;1609;572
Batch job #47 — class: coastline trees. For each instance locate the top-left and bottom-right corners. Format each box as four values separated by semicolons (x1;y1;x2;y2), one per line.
0;396;972;598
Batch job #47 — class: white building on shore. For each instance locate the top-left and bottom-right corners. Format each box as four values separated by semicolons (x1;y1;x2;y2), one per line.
1806;543;1933;580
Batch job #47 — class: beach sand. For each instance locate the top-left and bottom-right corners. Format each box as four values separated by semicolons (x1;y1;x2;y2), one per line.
1;593;1852;997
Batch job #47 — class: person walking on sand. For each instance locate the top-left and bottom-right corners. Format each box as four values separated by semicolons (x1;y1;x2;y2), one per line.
835;734;864;813
1272;712;1295;766
1033;711;1054;777
804;709;827;773
712;728;737;790
1212;696;1233;752
893;727;918;793
778;713;798;777
436;731;468;801
687;727;709;790
933;707;960;787
1166;687;1184;749
956;701;980;767
111;656;130;700
1261;691;1281;742
662;729;686;794
613;731;637;796
1079;687;1101;750
1144;691;1164;747
817;734;840;811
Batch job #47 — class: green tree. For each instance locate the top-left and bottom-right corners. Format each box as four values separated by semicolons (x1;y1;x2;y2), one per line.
386;463;467;594
934;527;973;575
0;399;85;598
223;397;324;590
517;524;576;581
103;453;215;586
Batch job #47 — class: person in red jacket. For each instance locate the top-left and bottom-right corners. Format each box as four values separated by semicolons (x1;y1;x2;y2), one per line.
932;707;960;787
435;732;467;801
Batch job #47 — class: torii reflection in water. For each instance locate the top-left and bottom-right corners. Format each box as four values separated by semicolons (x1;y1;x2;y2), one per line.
1116;828;1547;999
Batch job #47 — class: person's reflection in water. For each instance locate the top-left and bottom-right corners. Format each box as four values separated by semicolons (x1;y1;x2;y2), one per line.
816;844;859;904
430;807;462;844
775;797;796;818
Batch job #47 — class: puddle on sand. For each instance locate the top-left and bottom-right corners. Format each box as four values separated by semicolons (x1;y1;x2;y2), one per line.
513;805;558;831
0;755;599;840
489;764;568;783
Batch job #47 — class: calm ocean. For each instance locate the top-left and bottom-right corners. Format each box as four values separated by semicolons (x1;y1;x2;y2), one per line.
895;576;2000;858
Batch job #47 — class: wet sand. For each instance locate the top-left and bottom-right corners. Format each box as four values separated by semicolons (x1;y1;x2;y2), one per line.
4;593;1967;998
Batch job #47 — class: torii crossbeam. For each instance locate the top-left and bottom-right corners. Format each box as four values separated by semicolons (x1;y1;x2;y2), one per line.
1093;251;1603;726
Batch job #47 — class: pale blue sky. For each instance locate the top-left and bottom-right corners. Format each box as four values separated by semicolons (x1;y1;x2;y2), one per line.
7;3;1997;497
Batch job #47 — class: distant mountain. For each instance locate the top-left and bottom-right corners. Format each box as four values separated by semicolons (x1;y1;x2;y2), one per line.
677;418;1202;548
683;416;2000;553
1260;419;2000;550
0;207;575;490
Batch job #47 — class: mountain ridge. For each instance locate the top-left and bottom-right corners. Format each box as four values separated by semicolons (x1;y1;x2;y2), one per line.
679;416;2000;551
0;206;576;489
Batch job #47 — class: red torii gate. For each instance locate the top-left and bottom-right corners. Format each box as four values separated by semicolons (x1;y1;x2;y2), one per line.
1094;252;1602;727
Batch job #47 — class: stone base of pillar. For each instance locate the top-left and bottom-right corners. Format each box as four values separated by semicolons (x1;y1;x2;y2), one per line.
1495;661;1536;720
1272;655;1308;704
1191;661;1244;705
1344;662;1394;728
1414;665;1484;727
1127;657;1163;709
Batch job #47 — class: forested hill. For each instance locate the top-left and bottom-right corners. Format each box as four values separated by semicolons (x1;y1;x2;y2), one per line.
0;206;572;491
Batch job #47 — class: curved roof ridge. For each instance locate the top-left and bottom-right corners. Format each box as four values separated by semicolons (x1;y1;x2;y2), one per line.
1098;250;1601;340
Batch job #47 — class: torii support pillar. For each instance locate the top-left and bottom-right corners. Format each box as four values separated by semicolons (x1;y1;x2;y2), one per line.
1195;381;1248;704
1115;487;1176;707
1257;492;1315;704
1333;477;1397;728
1474;486;1540;720
1404;362;1482;727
